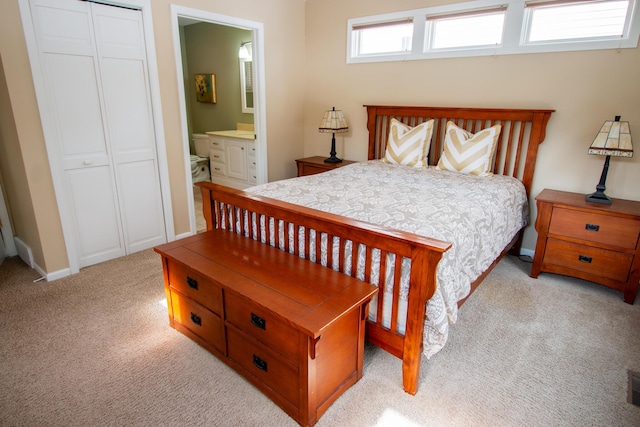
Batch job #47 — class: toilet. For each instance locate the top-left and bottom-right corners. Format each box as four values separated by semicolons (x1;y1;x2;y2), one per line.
191;134;211;183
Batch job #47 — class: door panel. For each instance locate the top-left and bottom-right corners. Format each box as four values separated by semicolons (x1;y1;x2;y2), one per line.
116;160;166;252
66;166;124;267
44;53;110;168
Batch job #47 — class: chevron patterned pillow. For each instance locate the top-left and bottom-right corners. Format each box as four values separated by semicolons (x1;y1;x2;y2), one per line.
383;118;434;168
436;121;501;176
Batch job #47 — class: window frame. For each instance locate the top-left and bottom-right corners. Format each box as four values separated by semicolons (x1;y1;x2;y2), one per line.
346;0;640;63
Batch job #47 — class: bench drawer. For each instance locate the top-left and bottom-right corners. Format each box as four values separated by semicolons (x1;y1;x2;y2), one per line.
225;291;300;362
549;207;640;249
227;327;299;408
170;290;225;353
167;260;223;314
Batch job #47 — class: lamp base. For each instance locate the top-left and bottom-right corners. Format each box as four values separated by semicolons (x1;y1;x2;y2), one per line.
324;156;342;164
586;191;612;205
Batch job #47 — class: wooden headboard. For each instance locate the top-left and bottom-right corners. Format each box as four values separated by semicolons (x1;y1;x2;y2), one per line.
365;105;555;196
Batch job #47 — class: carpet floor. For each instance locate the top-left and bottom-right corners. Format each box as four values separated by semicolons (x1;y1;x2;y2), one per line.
0;250;638;426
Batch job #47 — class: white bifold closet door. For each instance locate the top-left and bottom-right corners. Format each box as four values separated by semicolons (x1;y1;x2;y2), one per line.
30;0;166;268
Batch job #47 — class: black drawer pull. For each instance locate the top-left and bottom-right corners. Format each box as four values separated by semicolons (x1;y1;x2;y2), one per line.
190;312;202;326
251;313;266;330
578;255;593;263
187;276;198;290
253;355;268;372
585;223;600;232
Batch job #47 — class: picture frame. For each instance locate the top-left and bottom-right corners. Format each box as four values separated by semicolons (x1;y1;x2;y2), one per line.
195;73;217;103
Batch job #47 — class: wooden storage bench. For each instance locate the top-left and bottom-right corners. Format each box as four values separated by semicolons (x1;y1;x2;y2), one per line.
155;229;377;427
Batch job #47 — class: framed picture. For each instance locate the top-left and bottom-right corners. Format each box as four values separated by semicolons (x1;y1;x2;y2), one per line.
195;74;217;103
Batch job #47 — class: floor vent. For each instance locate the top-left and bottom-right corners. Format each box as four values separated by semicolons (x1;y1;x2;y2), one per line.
14;237;34;269
629;371;640;407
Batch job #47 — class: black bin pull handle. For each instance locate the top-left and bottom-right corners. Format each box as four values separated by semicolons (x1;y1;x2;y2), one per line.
251;313;266;330
253;354;268;372
578;255;593;264
585;223;600;232
190;312;202;326
187;276;198;290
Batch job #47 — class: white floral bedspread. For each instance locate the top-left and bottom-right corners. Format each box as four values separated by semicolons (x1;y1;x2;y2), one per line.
247;160;528;357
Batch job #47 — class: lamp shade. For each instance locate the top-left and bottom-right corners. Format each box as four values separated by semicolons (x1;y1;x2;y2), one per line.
319;108;349;133
588;116;633;158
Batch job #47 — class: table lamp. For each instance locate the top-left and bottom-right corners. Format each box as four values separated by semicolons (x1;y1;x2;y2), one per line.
586;116;633;204
319;107;349;163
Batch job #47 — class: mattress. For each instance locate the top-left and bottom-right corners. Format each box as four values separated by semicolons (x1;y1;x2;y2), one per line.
247;160;528;357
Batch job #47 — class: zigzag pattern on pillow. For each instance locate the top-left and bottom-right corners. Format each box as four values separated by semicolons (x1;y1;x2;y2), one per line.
383;118;434;168
437;121;501;176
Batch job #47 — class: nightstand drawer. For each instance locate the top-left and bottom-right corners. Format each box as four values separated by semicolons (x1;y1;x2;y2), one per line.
225;291;300;361
549;207;640;249
544;238;633;282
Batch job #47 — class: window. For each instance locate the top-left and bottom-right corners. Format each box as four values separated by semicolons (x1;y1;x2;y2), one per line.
525;0;630;43
351;19;413;56
428;8;506;49
347;0;640;63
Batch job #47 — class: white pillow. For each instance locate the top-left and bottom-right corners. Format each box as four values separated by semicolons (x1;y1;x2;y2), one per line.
436;121;501;176
383;118;434;168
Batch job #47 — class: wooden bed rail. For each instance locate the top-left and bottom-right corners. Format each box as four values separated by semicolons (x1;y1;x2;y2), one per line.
196;182;451;394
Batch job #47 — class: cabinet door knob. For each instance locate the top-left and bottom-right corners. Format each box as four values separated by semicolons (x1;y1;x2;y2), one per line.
585;223;600;232
83;160;91;165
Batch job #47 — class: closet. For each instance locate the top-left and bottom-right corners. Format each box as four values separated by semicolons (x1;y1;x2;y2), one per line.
27;0;166;269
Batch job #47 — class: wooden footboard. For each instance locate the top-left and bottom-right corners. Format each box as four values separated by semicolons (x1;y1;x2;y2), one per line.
197;182;451;395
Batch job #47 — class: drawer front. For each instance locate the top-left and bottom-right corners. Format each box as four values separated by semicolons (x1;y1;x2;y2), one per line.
210;161;225;177
544;238;633;282
170;290;225;352
167;261;223;314
209;148;225;164
209;138;224;150
225;292;299;362
549;207;640;249
227;327;299;407
301;164;328;176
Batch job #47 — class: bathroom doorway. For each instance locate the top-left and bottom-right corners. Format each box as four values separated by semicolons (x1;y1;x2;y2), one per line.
171;6;267;235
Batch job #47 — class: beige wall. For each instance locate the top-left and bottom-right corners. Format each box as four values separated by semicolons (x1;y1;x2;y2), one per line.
2;0;638;274
0;0;306;274
183;23;254;135
304;0;640;251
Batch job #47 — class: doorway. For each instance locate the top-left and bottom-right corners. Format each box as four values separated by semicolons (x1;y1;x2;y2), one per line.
170;6;267;235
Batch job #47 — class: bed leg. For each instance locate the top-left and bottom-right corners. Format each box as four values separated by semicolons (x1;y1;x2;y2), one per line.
402;355;421;395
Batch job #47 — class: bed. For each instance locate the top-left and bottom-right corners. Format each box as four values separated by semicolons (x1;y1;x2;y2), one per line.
196;105;554;394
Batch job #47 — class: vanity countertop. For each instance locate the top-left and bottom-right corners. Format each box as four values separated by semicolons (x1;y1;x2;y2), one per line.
206;130;255;140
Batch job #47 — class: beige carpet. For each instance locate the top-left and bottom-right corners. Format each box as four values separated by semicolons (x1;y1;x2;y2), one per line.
1;250;639;426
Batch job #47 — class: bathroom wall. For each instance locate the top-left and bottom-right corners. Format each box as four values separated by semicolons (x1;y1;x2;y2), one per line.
183;22;253;137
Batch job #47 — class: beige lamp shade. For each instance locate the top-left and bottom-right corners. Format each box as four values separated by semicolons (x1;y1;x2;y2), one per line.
585;116;633;205
319;108;349;133
588;118;633;158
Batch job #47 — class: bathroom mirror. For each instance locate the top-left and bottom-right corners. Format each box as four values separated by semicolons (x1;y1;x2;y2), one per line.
239;57;253;114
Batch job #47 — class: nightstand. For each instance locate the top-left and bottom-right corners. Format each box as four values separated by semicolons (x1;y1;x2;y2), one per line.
296;156;357;177
531;189;640;304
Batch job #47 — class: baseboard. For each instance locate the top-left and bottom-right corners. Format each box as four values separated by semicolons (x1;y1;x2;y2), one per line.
43;266;72;282
175;231;193;240
14;237;34;268
520;247;535;259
